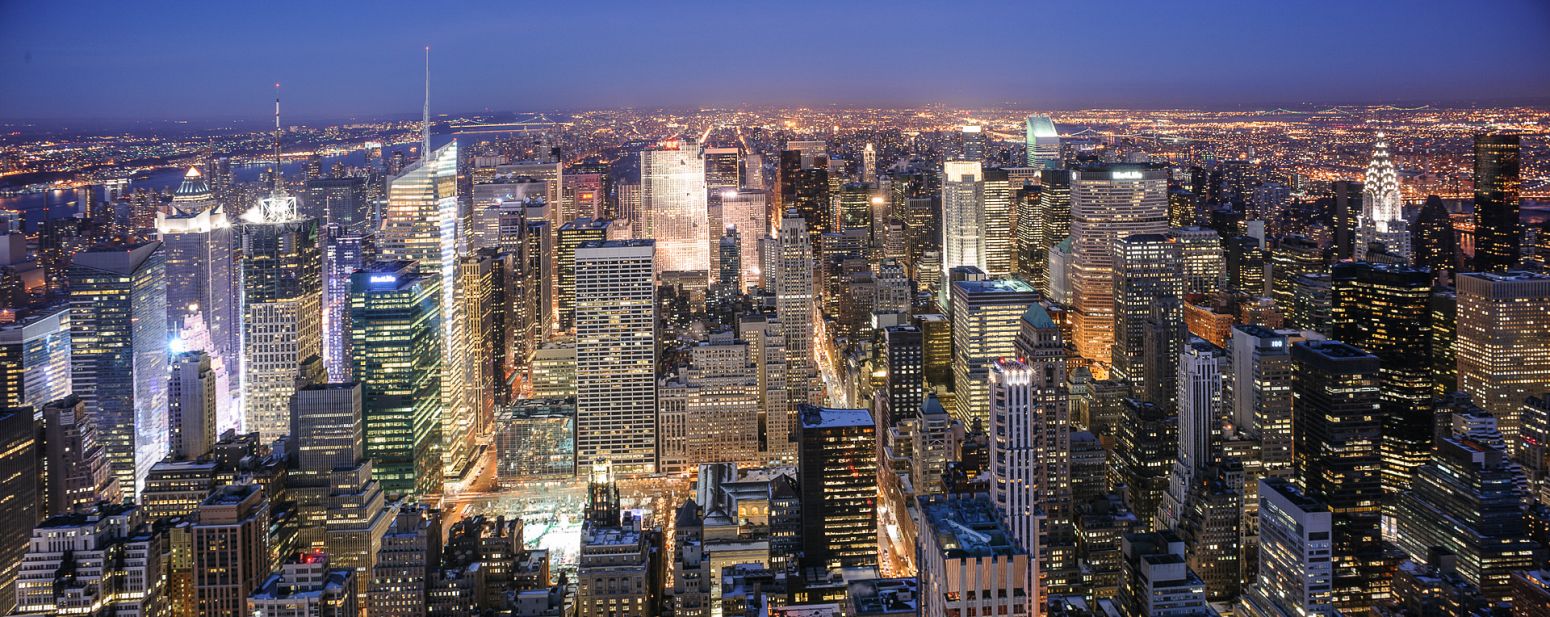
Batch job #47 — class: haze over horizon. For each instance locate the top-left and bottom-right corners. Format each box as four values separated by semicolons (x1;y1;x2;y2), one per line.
4;0;1549;123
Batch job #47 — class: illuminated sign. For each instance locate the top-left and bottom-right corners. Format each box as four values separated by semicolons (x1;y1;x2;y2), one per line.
369;274;396;284
1111;171;1144;180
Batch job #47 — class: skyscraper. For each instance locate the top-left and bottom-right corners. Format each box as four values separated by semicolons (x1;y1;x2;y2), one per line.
290;383;365;483
642;137;710;277
156;191;238;426
1171;226;1225;296
558;218;612;332
1160;338;1225;529
777;212;815;410
1111;233;1183;394
1225;325;1294;475
1113;399;1176;529
917;494;1036;617
798;404;878;569
1031;169;1071;297
1240;478;1336;617
575;240;658;474
379;140;473;483
951;277;1037;424
0;303;72;413
1025;115;1061;168
239;205;324;443
350;261;443;499
880;325;924;426
1069;165;1169;367
68;241;168;497
1354;134;1411;263
39;396;120;516
1472;133;1522;272
167;350;216;461
1292;340;1388;614
1391;417;1536;603
1456;271;1550;451
989;349;1072;593
983;167;1013;277
323;224;371;382
1331;261;1434;496
194;484;271;617
940;161;985;286
0;407;36;614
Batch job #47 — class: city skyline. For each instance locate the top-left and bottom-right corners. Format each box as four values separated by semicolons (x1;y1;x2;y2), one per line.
3;1;1550;123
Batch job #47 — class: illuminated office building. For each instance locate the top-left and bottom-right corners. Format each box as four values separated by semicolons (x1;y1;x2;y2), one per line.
68;242;168;498
983;168;1013;277
951;277;1037;424
703;146;740;191
1069;165;1169;366
880;325;924;426
1239;478;1336;617
558;218;612;331
917;494;1035;617
1292;340;1389;614
719;189;767;290
1354;135;1411;263
1269;235;1323;312
379;141;473;483
1171;226;1224;296
0;303;71;412
798;404;878;569
1331;261;1433;496
156;190;238;424
1226;325;1294;475
1413;196;1456;275
323;224;371;382
990;345;1073;593
350;261;443;499
0;408;33;614
1456;271;1550;452
1113;399;1175;529
1111;233;1183;393
240;201;323;443
642;137;709;277
1472;133;1521;272
459;249;500;432
777;212;815;409
574;240;658;474
1160;339;1225;530
1391;418;1536;603
194;484;271;617
940;161;985;286
1025;115;1060;168
1031;169;1071;297
960;125;987;160
167;351;216;461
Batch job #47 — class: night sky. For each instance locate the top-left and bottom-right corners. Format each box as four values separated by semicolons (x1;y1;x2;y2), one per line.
2;0;1548;122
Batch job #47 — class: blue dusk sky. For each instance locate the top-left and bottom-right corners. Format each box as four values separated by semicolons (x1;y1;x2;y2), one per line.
1;0;1547;122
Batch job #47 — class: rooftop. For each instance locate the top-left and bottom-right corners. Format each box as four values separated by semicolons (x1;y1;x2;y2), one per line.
799;404;873;430
918;494;1025;559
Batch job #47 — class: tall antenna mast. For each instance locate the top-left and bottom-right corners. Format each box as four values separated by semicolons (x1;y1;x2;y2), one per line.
273;82;283;196
422;46;431;159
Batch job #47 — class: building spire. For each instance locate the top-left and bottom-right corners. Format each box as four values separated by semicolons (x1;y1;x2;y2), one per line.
273;82;284;197
422;46;431;159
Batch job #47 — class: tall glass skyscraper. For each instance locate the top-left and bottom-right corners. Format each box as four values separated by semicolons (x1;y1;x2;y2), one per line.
641;137;709;277
157;197;238;432
1472;133;1522;272
1069;165;1169;368
68;241;169;497
379;141;474;483
1024;115;1061;168
240;207;323;442
350;261;443;499
940;161;985;286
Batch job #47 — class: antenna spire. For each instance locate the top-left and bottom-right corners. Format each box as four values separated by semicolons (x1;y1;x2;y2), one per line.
273;82;283;196
422;46;431;159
